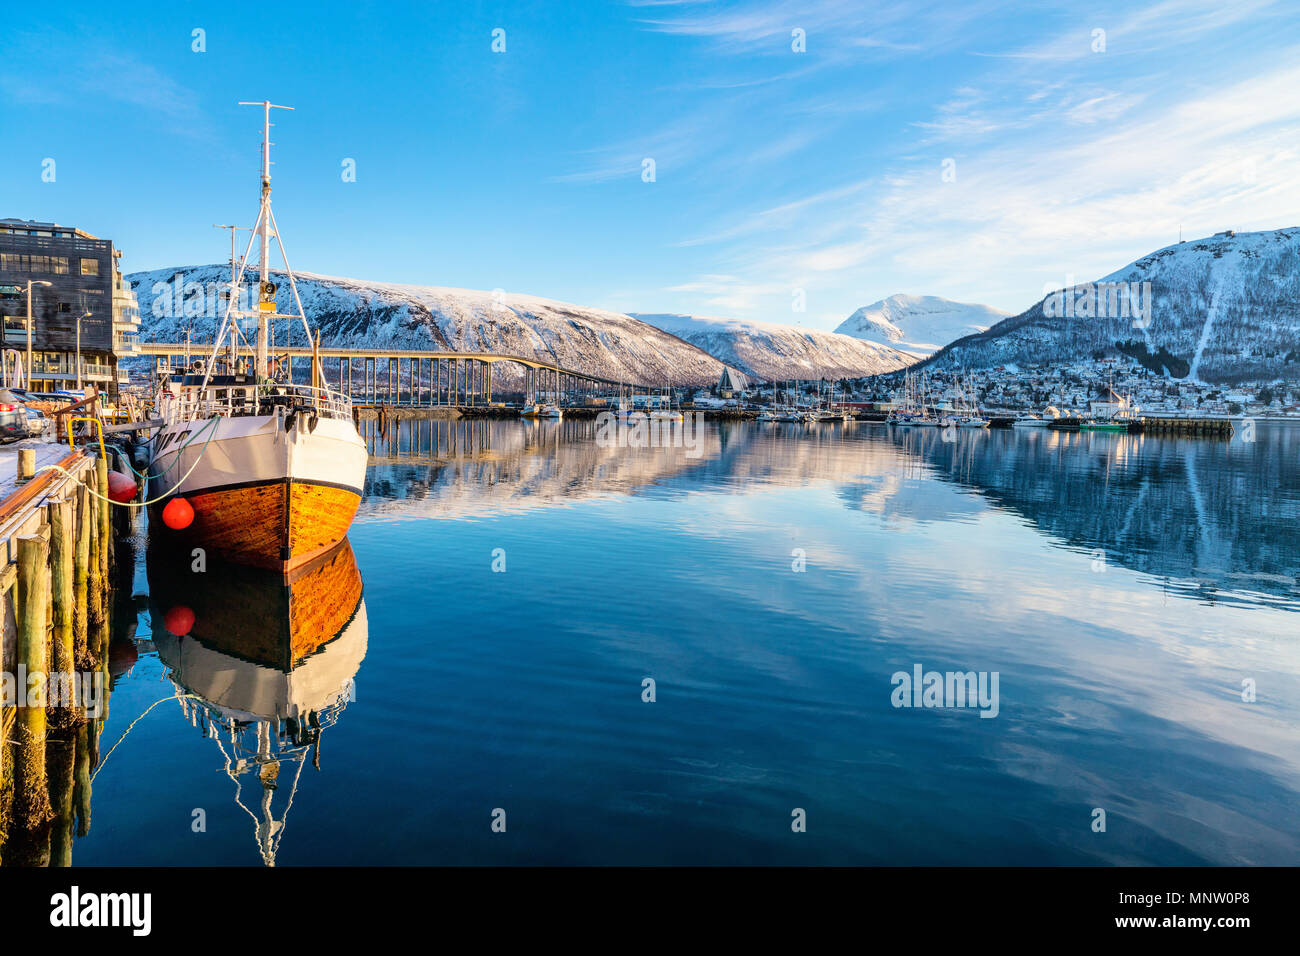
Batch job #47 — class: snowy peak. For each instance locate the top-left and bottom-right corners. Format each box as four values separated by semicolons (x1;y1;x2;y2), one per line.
631;312;915;381
925;227;1300;385
834;294;1009;358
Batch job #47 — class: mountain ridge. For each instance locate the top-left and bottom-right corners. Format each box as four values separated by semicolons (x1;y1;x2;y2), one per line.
128;265;728;385
631;312;915;381
833;294;1009;358
920;227;1300;384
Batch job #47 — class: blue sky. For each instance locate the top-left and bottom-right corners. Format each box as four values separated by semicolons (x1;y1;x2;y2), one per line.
4;0;1298;330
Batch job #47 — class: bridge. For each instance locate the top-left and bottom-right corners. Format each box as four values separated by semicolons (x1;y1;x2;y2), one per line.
136;343;643;407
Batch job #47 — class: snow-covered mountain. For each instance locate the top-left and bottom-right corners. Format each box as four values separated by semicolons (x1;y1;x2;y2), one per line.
631;312;914;381
128;265;727;385
834;294;1009;358
924;228;1300;384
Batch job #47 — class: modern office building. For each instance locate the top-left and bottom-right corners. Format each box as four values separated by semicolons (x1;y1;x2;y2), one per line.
0;218;141;394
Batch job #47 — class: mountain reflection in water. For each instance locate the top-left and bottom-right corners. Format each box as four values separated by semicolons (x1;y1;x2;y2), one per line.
70;418;1300;865
358;417;1300;612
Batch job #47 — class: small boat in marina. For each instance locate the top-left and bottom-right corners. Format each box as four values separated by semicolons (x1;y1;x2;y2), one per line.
521;402;563;420
1079;384;1138;432
762;380;808;422
649;404;684;423
654;386;685;422
949;372;988;427
1013;405;1060;427
888;371;942;426
148;101;367;575
1079;418;1128;432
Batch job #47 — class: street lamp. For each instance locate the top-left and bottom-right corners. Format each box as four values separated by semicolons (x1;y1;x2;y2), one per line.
24;280;52;391
76;311;90;391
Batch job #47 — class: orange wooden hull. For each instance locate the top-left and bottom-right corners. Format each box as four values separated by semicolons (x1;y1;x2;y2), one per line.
154;480;361;574
148;538;363;670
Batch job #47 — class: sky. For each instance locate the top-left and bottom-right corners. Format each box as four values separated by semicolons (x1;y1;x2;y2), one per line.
3;0;1299;331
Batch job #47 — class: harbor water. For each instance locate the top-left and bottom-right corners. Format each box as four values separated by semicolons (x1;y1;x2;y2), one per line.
70;419;1300;864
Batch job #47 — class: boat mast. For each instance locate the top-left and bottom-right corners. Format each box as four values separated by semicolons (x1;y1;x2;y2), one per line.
213;223;247;369
239;100;294;378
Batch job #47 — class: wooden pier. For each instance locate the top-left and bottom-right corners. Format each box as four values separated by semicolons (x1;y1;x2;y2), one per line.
0;442;119;866
1132;416;1234;438
1044;415;1234;437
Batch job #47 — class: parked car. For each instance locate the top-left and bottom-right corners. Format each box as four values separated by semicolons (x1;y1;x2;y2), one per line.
22;405;51;438
0;388;30;442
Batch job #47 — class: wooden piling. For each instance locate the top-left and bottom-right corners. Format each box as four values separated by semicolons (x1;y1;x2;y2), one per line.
14;534;52;830
74;480;92;663
87;466;104;627
73;721;91;838
47;733;76;866
48;496;76;720
16;448;35;483
96;455;110;578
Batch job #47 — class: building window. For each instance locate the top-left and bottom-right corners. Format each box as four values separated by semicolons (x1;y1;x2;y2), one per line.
0;253;24;271
52;256;69;275
59;302;72;313
80;257;99;276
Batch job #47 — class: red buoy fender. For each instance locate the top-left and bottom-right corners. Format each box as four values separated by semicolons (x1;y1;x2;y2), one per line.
107;470;139;504
161;497;195;530
162;605;195;637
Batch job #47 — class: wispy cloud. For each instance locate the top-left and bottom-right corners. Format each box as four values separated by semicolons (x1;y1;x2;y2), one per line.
662;32;1300;322
1;35;207;134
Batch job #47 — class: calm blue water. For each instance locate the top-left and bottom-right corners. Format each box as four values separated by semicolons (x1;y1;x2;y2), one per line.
70;419;1300;865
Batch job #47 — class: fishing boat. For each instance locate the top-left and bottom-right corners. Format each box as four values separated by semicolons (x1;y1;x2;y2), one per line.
148;101;367;575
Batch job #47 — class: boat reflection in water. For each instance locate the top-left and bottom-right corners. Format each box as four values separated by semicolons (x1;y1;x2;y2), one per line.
147;537;366;866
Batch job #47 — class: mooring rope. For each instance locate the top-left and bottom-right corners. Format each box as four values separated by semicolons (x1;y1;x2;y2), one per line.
34;415;221;509
90;693;202;783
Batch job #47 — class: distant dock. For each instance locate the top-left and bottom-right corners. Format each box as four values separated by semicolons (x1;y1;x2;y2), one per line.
1044;416;1235;437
